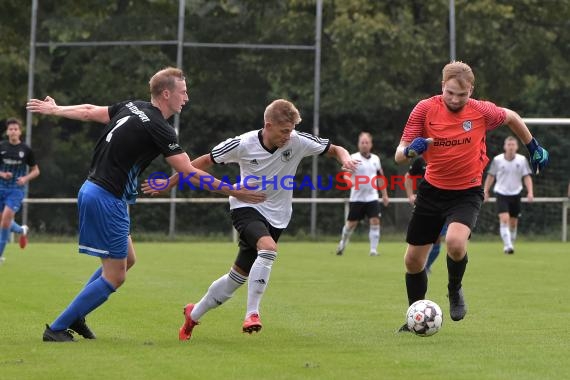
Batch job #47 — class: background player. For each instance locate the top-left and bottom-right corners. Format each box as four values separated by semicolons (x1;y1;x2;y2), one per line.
0;118;39;264
483;136;533;254
335;132;389;256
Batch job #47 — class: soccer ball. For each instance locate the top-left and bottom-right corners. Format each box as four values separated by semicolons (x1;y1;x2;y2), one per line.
406;299;443;337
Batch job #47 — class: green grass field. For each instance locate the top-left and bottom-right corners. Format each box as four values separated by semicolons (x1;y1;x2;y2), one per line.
1;241;568;380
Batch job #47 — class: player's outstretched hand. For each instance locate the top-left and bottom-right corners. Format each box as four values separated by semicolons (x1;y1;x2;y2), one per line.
232;188;266;204
404;137;433;158
526;138;549;174
340;158;360;173
141;178;170;196
26;96;58;115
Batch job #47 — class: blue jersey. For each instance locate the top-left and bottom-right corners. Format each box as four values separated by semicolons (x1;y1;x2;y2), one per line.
0;141;36;189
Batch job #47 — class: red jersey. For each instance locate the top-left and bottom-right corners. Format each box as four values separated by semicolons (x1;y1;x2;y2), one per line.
401;95;506;190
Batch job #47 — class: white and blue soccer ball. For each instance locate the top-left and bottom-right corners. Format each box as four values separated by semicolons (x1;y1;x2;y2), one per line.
406;299;443;337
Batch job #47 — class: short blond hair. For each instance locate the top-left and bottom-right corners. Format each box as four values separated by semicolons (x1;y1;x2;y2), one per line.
264;99;302;125
149;67;185;98
442;61;475;89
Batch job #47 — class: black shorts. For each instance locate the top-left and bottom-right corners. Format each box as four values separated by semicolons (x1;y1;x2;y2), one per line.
495;193;521;217
230;207;283;273
406;180;483;245
347;200;381;221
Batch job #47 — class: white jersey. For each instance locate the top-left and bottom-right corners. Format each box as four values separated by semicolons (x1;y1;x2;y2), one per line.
210;129;330;228
487;153;532;196
349;152;383;202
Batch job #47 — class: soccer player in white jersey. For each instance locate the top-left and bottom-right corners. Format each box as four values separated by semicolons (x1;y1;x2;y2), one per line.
335;132;389;256
148;99;359;340
483;136;533;254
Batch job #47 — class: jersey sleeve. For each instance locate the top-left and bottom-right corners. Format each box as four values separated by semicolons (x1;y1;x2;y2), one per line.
210;136;241;164
487;157;498;176
470;99;507;131
296;131;330;156
147;121;185;158
375;155;383;175
25;146;37;167
401;99;430;142
107;101;130;120
522;157;532;176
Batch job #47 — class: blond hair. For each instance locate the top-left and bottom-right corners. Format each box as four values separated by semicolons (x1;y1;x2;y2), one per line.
264;99;302;125
442;61;475;89
149;67;185;98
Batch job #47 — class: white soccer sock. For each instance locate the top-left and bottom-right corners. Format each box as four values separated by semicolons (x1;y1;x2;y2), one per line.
369;225;380;253
510;227;517;242
191;267;247;321
500;223;512;248
246;250;276;318
339;225;355;248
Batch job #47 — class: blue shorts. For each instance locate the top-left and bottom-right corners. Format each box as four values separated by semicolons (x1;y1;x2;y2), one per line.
78;181;129;259
0;187;25;213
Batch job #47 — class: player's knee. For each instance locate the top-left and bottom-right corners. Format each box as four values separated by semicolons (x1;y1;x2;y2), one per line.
445;237;466;257
257;240;277;252
404;252;424;273
105;273;126;289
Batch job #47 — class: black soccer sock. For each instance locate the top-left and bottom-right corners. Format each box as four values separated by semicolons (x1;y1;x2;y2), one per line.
447;253;468;292
405;270;428;306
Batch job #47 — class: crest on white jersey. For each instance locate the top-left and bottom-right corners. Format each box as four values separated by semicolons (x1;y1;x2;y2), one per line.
281;148;292;162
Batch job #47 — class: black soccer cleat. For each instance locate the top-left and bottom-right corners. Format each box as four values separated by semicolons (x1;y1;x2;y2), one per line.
69;317;96;339
504;247;514;255
448;287;467;321
335;243;344;256
43;324;76;342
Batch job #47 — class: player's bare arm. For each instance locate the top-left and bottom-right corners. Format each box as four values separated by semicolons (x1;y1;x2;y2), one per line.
404;172;416;205
483;174;495;202
27;96;110;124
395;140;412;164
155;153;216;193
502;108;533;144
165;153;265;204
326;144;359;172
16;165;40;186
524;175;534;202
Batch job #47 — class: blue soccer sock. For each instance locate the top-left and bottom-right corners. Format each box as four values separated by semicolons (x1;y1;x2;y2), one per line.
10;221;23;234
50;276;116;331
426;243;441;270
85;267;103;286
0;228;10;258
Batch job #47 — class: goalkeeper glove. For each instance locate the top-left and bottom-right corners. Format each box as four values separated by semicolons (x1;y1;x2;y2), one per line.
526;137;549;174
403;137;433;158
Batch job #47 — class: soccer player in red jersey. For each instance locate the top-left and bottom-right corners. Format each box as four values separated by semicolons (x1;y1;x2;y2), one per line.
394;61;549;330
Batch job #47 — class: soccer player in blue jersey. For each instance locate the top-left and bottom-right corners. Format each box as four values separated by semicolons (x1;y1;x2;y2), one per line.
27;67;264;342
0;118;39;264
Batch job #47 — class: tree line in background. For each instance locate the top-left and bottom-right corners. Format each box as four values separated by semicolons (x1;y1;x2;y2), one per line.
1;0;568;236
